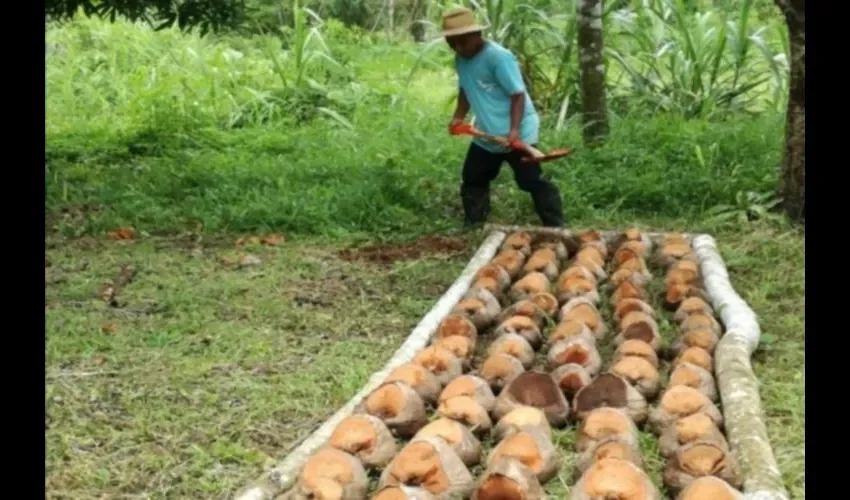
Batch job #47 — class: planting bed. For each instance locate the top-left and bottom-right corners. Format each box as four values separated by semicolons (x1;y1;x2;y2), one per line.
233;226;789;500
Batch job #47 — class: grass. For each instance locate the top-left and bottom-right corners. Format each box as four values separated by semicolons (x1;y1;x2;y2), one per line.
45;3;803;499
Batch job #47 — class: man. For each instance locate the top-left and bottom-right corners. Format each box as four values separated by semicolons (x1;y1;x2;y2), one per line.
441;7;564;228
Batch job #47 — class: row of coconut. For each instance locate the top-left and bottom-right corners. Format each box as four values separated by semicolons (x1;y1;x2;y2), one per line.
650;234;745;499
281;231;568;500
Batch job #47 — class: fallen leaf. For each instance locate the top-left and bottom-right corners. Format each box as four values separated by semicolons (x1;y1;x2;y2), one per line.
107;227;136;241
93;355;106;366
238;254;262;267
102;323;118;334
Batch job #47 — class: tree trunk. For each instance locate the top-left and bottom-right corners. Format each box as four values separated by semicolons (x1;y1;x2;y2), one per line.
774;0;805;223
576;0;609;145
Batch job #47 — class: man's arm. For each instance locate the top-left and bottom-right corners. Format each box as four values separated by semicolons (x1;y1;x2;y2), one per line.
452;88;471;121
494;53;528;140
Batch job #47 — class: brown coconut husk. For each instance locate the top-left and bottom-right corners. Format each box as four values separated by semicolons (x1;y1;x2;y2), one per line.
493;371;570;427
612;339;659;369
558;264;599;288
548;319;596;346
491;249;527;280
674;297;714;324
379;436;476;500
493;316;544;350
472;456;545;500
502;232;533;257
572;373;648;425
608;228;654;256
673;347;714;372
575;407;640;453
473;263;512;296
663;285;711;312
372;485;438;500
556;274;600;306
497;300;548;328
385;363;443;406
546;336;602;375
452;288;502;331
681;311;722;336
522;247;560;281
486;425;561;484
478;353;525;392
434;335;476;368
665;259;700;287
558;297;607;338
488;333;536;370
437;395;493;437
649;386;723;433
435;315;478;345
362;381;429;438
534;236;569;261
669;362;719;402
569;457;662;500
613;298;656;324
659;236;693;269
288;447;368;500
414;417;483;467
509;272;551;303
675;476;745;500
662;441;743;495
439;375;496;413
612;244;651;275
610;267;650;289
611;281;648;309
609;355;662;400
529;291;559;317
328;414;397;469
671;328;720;356
551;363;593;400
658;413;729;458
614;311;662;352
575;436;644;479
413;346;464;387
493;406;552;441
574;245;607;280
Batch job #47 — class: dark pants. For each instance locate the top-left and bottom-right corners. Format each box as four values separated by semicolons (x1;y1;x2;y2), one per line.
460;142;564;227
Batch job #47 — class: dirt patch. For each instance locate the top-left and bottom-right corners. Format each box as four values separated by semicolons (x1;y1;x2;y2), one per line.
338;235;468;264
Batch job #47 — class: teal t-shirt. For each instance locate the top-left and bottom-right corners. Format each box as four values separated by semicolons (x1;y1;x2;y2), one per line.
455;41;539;153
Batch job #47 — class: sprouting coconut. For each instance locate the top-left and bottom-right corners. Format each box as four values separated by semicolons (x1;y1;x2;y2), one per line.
472;456;545;500
610;267;650;289
559;297;607;338
435;315;478;345
674;476;744;500
486;425;561;484
535;236;569;261
328;414;397;468
493;371;570;428
413;346;464;387
385;363;443;406
673;347;714;373
287;447;368;500
574;436;644;478
498;300;547;328
372;485;438;500
522;247;560;281
491;249;527;279
378;436;475;500
478;353;525;392
473;263;512;297
502;232;533;257
662;441;743;496
672;326;720;355
614;311;661;352
434;335;476;368
509;272;551;303
674;297;714;324
548;319;596;346
575;407;640;453
529;291;559;317
612;339;659;369
609;355;661;400
556;265;600;305
362;381;429;438
414;417;483;468
569;457;662;500
452;288;501;330
611;280;647;309
439;375;496;413
613;298;656;324
572;373;648;425
680;310;722;336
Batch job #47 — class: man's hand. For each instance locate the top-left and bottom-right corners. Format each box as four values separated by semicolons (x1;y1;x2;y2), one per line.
507;128;521;148
449;117;464;134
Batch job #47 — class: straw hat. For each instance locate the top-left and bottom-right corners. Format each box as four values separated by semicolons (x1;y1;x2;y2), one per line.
440;7;487;38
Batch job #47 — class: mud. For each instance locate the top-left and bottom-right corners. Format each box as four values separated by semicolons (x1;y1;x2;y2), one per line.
338;235;468;263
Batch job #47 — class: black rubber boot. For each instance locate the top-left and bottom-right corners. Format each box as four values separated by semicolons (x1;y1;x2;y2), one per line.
461;186;491;228
532;188;565;227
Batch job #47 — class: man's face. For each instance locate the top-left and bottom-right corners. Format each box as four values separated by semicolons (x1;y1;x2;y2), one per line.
446;33;482;58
